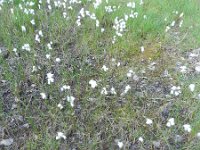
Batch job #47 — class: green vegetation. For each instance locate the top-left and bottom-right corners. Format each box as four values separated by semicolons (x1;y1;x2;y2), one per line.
1;0;200;149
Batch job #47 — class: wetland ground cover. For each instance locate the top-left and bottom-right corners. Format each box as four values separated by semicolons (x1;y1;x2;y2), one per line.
1;0;200;149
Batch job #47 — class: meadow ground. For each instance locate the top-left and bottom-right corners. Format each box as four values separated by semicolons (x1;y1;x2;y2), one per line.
1;0;200;149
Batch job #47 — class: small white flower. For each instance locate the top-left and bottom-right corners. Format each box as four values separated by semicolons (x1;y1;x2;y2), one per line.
146;118;153;125
189;84;195;92
138;137;144;142
57;103;64;110
40;93;47;99
89;79;97;88
46;72;54;84
67;96;75;107
117;141;123;149
56;132;66;140
102;65;108;72
183;124;191;132
166;118;175;127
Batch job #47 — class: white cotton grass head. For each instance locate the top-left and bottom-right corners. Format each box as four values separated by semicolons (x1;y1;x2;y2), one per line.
127;2;135;8
47;42;53;50
35;34;40;43
101;87;108;95
140;0;144;5
32;66;37;72
46;54;51;59
166;118;175;127
121;85;131;96
102;65;109;72
67;96;75;107
183;124;191;133
30;19;35;25
22;44;31;51
170;86;181;96
117;62;121;67
46;72;54;84
55;58;61;63
165;26;170;32
21;26;26;32
117;141;123;149
60;85;70;91
13;48;17;53
170;21;175;27
110;87;116;95
38;30;43;37
89;79;97;88
196;132;200;138
146;118;153;125
180;66;187;73
195;66;200;73
57;103;64;110
138;137;144;142
40;93;47;99
127;70;133;77
179;12;184;18
56;132;66;140
189;84;195;92
141;46;144;53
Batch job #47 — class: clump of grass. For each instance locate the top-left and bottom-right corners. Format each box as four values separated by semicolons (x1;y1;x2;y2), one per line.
0;0;200;149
